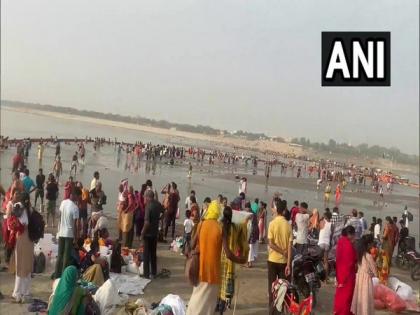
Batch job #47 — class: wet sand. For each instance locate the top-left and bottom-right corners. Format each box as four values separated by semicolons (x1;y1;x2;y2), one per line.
1;219;419;315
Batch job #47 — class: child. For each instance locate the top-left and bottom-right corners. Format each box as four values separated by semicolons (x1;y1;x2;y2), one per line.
183;210;194;255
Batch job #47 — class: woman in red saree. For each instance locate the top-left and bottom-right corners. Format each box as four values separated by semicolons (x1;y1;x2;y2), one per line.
334;225;357;315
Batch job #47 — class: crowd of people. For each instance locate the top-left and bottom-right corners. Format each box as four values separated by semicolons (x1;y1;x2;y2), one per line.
0;138;416;315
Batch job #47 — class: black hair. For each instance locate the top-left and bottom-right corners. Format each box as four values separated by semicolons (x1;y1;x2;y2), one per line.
359;211;364;217
204;197;211;203
357;234;374;264
185;209;192;219
222;206;233;239
245;201;251;209
377;218;382;224
171;182;177;189
386;216;393;224
239;192;245;198
324;211;332;220
333;207;339;213
254;198;259;203
190;196;197;204
94;171;100;178
342;225;356;237
300;202;308;209
146;179;152;187
294;200;299;206
24;169;29;176
191;190;195;195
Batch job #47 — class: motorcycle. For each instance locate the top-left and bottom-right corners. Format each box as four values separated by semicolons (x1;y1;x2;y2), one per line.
405;250;420;281
291;246;325;308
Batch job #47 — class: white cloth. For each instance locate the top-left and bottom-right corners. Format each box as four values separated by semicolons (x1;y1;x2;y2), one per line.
94;279;128;315
186;282;219;315
185;196;192;210
90;178;98;191
57;199;79;238
374;224;381;239
160;294;187;315
12;275;31;300
184;219;194;234
318;221;332;246
295;213;309;244
109;273;151;295
248;242;259;262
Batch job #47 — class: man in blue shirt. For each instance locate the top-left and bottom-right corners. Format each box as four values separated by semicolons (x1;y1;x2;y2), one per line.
22;169;36;194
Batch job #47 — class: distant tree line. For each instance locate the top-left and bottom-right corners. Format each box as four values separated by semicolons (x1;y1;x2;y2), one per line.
1;100;269;141
291;137;419;166
2;100;417;165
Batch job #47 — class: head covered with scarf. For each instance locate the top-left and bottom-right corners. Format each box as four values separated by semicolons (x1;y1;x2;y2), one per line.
48;265;85;315
204;200;221;220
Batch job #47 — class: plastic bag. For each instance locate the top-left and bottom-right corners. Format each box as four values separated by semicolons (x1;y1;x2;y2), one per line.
388;277;414;301
374;284;406;313
374;299;386;310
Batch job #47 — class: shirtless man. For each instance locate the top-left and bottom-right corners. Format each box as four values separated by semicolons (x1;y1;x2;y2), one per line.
70;151;79;176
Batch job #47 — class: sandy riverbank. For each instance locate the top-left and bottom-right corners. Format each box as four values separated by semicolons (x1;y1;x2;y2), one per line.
2;106;304;156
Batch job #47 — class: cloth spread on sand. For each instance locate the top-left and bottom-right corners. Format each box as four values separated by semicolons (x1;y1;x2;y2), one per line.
109;273;151;295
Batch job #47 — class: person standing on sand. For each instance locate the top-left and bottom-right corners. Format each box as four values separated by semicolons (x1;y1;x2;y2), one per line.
53;155;63;183
45;174;59;228
162;182;180;241
140;190;164;279
324;183;332;207
90;171;100;192
70;151;79;176
34;168;45;212
351;234;377;315
295;202;309;255
54;188;80;279
335;184;342;206
267;201;292;315
37;141;44;167
333;226;357;315
55;141;61;158
186;201;223;315
9;193;34;303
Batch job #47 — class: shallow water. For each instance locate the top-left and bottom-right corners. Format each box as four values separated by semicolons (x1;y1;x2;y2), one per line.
1;109;419;248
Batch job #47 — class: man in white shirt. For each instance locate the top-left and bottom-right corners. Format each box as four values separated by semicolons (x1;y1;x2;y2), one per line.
54;188;80;279
295;202;310;255
90;171;100;192
374;218;383;240
185;190;196;210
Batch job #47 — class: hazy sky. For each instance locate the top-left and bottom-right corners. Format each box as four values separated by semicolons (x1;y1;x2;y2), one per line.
1;0;419;154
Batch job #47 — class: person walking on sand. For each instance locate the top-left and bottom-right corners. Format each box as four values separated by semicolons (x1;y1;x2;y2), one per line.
351;234;378;315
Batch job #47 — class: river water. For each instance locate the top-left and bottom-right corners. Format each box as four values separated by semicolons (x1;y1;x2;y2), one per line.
1;108;419;247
